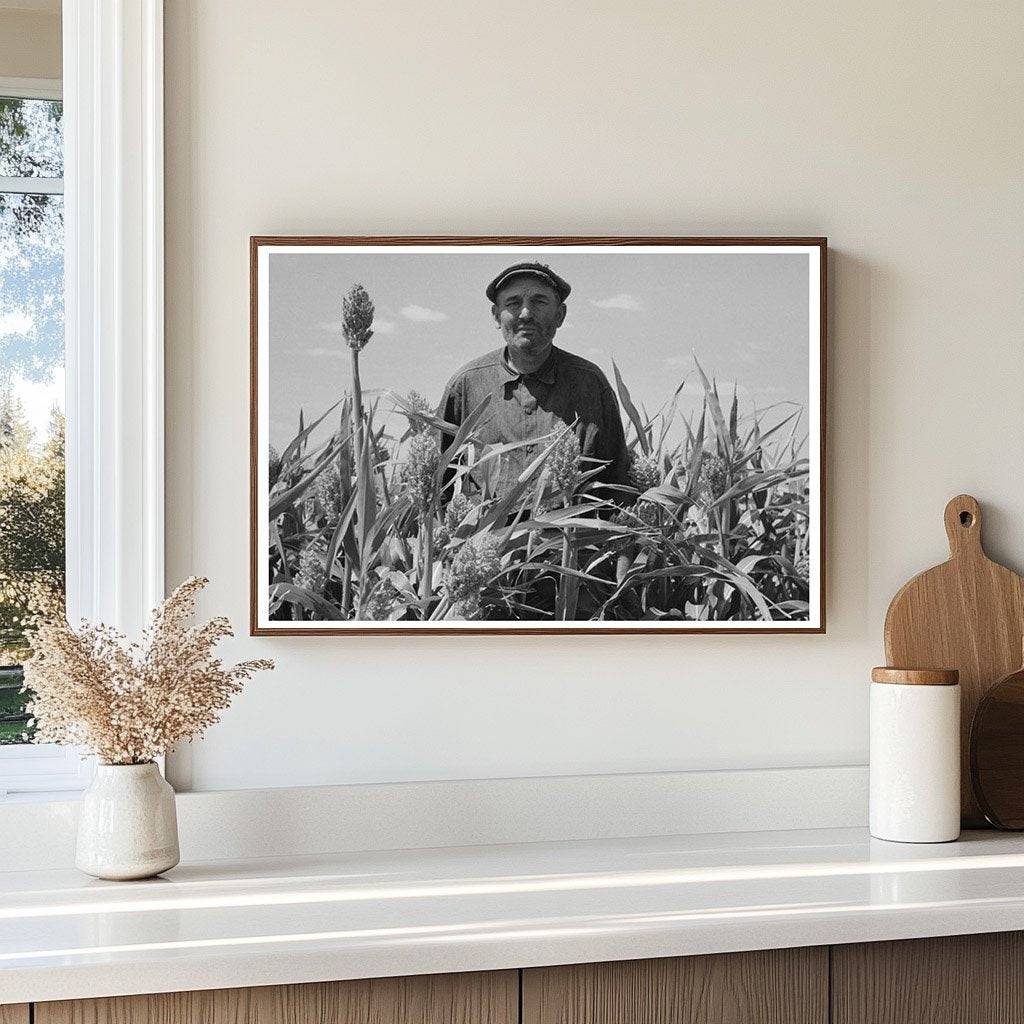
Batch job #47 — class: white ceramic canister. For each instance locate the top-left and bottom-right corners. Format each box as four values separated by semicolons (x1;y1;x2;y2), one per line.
76;762;180;880
869;667;961;843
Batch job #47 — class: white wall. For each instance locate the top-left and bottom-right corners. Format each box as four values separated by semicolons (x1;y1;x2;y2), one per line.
164;0;1024;792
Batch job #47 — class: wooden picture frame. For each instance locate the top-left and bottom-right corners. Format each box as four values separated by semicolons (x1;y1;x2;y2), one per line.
251;236;827;635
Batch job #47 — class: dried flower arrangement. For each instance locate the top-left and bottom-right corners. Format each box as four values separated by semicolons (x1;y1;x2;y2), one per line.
22;576;273;765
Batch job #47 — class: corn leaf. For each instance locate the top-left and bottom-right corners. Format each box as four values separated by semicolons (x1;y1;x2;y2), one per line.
280;398;343;469
269;434;348;521
612;360;649;455
693;355;731;459
268;583;344;620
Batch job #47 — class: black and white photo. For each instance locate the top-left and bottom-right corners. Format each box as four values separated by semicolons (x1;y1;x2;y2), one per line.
251;238;825;634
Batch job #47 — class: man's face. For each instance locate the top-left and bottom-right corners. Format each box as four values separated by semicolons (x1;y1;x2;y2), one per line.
492;276;566;359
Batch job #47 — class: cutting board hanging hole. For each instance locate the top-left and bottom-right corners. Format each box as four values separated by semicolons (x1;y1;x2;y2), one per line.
944;494;983;557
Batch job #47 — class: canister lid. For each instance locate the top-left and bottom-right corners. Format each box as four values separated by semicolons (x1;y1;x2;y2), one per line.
871;667;959;686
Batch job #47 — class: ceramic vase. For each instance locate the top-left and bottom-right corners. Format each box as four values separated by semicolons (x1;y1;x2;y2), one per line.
76;762;180;880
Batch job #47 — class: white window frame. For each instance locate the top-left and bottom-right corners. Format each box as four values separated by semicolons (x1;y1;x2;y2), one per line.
0;77;61;101
0;0;164;799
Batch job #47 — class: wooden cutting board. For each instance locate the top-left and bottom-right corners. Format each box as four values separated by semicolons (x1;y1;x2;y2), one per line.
884;494;1024;826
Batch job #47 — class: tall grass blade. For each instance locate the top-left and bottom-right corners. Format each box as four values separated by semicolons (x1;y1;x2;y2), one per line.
612;360;649;455
281;399;342;469
692;355;731;459
269;434;349;520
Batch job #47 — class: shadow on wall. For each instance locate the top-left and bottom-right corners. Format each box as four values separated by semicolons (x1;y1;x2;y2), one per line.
826;249;874;634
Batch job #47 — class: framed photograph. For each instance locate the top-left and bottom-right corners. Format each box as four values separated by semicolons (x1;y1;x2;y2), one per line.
251;237;826;635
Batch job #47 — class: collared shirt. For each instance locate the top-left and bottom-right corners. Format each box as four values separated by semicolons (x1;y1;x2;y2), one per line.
438;345;630;498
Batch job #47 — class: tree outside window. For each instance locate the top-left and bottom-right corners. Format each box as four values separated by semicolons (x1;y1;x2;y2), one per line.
0;95;65;744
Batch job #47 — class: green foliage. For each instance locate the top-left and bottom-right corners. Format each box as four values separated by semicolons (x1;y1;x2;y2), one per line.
0;665;30;743
268;289;812;624
0;398;65;742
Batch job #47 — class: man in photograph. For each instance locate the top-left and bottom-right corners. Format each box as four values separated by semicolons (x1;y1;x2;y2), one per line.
439;261;630;497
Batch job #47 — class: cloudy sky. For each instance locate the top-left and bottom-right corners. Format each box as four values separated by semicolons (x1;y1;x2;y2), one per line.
266;248;811;452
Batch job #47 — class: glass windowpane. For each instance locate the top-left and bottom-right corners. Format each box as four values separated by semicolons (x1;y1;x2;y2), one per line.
0;98;63;179
1;104;65;744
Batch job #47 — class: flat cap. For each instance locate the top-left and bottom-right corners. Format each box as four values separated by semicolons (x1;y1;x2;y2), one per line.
486;262;571;303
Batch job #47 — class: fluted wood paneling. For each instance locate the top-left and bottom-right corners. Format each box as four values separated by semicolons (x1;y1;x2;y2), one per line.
0;1006;29;1024
522;948;828;1024
832;932;1024;1023
35;971;517;1024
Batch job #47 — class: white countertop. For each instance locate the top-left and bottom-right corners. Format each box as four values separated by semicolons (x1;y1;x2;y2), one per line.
4;826;1024;1004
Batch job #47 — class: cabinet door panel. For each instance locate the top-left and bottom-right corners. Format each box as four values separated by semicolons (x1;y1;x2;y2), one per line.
832;932;1024;1024
0;1006;29;1024
36;970;517;1024
523;948;828;1024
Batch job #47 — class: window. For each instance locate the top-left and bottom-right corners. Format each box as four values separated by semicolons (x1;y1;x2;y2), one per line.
0;4;166;798
0;81;84;796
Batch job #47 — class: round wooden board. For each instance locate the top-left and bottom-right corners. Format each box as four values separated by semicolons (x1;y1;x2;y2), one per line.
970;665;1024;829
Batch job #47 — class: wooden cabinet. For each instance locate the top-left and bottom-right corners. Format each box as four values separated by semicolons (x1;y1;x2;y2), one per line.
522;947;828;1024
24;932;1024;1024
34;971;517;1024
832;932;1024;1024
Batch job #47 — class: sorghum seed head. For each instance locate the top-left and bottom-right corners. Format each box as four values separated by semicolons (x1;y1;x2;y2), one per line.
314;465;343;527
445;536;501;615
612;500;660;529
295;539;328;593
365;579;401;621
697;452;729;506
401;431;442;513
444;492;474;536
546;430;582;497
404;390;433;434
341;283;375;352
628;452;661;493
